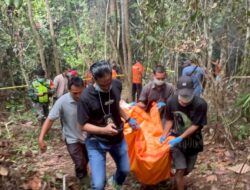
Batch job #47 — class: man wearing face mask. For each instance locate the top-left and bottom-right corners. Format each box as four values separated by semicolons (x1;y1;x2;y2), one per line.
160;76;207;190
77;60;139;190
28;68;54;126
38;77;89;189
137;65;175;123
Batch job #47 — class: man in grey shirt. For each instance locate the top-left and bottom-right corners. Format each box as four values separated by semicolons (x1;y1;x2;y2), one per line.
38;77;89;187
137;65;175;124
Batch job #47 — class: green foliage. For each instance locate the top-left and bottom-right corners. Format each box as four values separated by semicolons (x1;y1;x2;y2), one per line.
233;124;250;140
236;93;250;118
4;0;23;9
5;99;25;112
4;0;14;6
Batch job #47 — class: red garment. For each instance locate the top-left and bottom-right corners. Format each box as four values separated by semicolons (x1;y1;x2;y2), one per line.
84;71;93;86
132;62;144;84
112;69;118;79
70;70;78;76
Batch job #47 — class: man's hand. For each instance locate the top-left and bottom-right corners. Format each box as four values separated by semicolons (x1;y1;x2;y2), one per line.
104;123;119;136
157;101;166;109
36;93;44;96
168;137;183;147
39;139;47;153
128;102;136;108
128;118;139;130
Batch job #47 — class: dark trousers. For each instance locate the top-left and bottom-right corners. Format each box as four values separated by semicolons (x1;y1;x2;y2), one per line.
33;103;49;126
66;142;89;179
132;83;142;102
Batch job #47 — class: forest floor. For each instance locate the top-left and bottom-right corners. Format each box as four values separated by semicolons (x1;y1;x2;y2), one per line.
0;119;250;190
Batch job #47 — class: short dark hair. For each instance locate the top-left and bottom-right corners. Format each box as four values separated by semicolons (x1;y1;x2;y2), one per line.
36;68;45;77
62;64;69;72
90;60;112;80
153;65;166;74
68;76;84;90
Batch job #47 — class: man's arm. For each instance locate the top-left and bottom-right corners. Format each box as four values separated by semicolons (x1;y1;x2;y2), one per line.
137;84;149;109
38;118;54;153
162;120;174;136
180;125;199;139
137;101;146;109
119;107;130;121
38;98;62;152
82;123;118;136
53;77;59;92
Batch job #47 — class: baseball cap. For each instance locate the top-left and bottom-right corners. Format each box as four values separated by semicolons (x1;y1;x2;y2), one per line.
70;70;78;76
177;76;194;97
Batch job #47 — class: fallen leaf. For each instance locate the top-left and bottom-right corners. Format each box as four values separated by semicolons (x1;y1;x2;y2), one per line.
211;2;218;9
227;163;250;174
0;165;8;176
206;174;218;183
20;183;30;190
210;185;218;190
55;172;64;179
24;121;33;126
215;169;229;175
28;176;42;190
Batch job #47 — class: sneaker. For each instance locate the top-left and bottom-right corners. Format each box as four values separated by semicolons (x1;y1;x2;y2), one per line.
108;176;122;190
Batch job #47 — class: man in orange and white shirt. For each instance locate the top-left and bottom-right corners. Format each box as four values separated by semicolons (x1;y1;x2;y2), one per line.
132;59;144;101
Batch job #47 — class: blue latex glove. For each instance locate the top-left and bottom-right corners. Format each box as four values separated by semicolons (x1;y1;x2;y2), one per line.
157;101;166;109
128;118;139;130
168;137;183;147
160;135;167;143
128;101;136;108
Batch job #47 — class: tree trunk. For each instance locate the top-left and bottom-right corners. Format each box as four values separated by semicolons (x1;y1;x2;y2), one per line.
175;52;179;82
108;26;124;71
109;0;118;62
116;0;121;57
45;0;60;75
243;0;250;74
66;1;85;66
16;33;28;85
27;0;47;75
124;0;132;101
104;0;110;60
120;0;128;73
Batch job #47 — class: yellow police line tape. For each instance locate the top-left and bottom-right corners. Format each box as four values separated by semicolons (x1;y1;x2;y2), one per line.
0;84;29;90
0;74;125;91
83;74;125;81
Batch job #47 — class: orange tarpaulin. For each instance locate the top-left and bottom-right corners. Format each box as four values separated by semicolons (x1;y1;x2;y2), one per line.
122;103;174;185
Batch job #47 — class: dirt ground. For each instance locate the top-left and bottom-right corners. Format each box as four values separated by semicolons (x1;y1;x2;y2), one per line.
0;121;250;190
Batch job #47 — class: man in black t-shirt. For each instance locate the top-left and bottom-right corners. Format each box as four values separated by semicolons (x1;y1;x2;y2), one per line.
160;76;207;190
77;60;139;190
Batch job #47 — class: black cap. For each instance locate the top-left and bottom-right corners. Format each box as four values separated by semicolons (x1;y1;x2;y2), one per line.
177;76;194;97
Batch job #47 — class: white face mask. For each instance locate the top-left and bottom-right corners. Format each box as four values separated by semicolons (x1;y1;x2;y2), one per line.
178;95;194;105
94;83;112;93
154;78;165;86
37;77;45;83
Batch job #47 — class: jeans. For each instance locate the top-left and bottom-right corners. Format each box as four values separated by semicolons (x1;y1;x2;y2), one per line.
85;138;130;190
66;142;89;179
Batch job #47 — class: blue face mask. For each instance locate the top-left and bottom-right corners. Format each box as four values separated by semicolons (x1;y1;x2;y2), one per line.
94;83;112;93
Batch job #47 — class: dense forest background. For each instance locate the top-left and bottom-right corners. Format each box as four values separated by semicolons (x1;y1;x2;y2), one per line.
1;0;250;139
